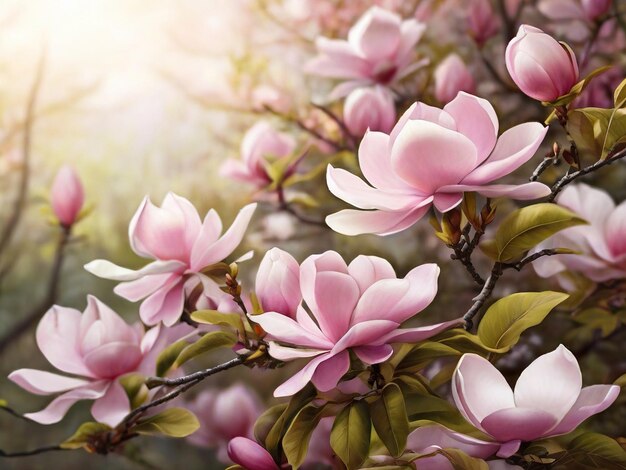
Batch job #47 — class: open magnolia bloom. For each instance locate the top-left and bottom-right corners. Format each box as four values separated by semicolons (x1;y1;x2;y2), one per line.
252;248;461;397
220;121;296;190
326;92;550;236
532;183;626;283
8;296;166;426
84;193;256;326
452;345;620;457
305;6;428;99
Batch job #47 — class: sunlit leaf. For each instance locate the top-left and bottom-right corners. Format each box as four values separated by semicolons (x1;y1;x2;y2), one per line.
282;404;326;469
61;422;112;450
174;330;237;368
155;339;189;377
331;400;371;470
370;383;409;458
133;408;200;438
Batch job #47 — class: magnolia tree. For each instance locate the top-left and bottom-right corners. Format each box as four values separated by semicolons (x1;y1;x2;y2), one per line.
3;1;626;469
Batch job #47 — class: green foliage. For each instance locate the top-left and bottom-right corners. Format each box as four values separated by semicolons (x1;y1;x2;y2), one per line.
119;373;148;409
552;432;626;469
254;403;288;445
60;422;112;450
478;291;569;353
282;404;326;469
331;400;371;470
155;339;189;377
369;383;409;458
568;108;626;159
133;408;200;438
174;330;237;368
480;203;586;262
394;342;460;374
190;309;245;331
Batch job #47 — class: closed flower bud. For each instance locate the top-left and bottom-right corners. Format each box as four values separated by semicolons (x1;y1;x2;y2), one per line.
505;25;579;102
581;0;611;21
343;86;396;136
434;54;476;103
51;165;84;227
467;0;500;46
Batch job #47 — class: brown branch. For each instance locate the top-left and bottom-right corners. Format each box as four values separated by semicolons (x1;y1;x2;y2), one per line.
0;52;46;259
0;445;68;458
0;225;71;354
463;263;503;330
503;248;561;271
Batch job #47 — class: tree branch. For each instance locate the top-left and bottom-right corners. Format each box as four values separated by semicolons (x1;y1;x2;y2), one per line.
463;263;503;330
503;248;561;271
0;445;67;458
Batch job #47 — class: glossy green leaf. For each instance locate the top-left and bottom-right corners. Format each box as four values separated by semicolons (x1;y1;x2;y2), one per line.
478;291;569;351
174;330;237;368
370;383;409;458
614;77;626;108
568;107;626;159
438;448;489;470
331;400;371;470
254;403;288;446
133;408;200;437
119;373;148;409
282;404;325;469
61;422;112;449
553;432;626;469
155;339;189;377
480;203;586;262
395;342;461;373
190;310;244;331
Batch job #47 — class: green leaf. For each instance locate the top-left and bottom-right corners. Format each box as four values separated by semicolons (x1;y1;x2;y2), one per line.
254;403;288;446
614;77;626;108
174;330;237;368
573;308;619;337
283;404;326;469
480;203;587;262
265;384;316;460
568;107;626;159
119;373;148;408
553;432;626;469
155;339;189;377
370;383;409;458
438;448;489;470
614;373;626;388
61;422;112;450
190;310;244;331
331;400;371;470
395;342;461;373
133;408;200;438
432;328;506;356
478;291;569;352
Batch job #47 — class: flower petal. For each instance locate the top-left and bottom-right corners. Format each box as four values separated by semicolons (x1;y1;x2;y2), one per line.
9;369;89;395
481;407;558;442
514;345;582;422
440;182;551;200
381;318;462;343
84;259;186;282
333;320;400;352
311;351;351;391
353;344;394;364
347;255;396;294
139;277;186;326
113;273;172;301
267;342;326;361
273;353;333;397
407;424;501;459
251;312;333;350
91;380;131;427
326;203;432;236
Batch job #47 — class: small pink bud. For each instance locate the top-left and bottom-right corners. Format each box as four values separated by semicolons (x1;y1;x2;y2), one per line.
581;0;612;20
505;25;579;102
227;437;278;470
467;0;500;46
434;54;476;103
343;85;396;136
51;165;84;227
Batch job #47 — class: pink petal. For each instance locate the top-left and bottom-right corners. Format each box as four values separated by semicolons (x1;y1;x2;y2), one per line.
557;183;615;227
139;277;186;326
513;345;582;422
161;192;203;252
358;130;411;192
305;38;369;79
326;203;431;236
462;122;548;184
228;437;279;470
36;306;93;377
273;353;333;397
9;369;89;395
433;192;463;212
333;320;400;352
347;255;396;293
548;384;620;436
220;158;262;185
23;381;109;425
267;342;326;361
353;344;394;364
83;343;143;379
140;325;161;354
348;7;402;61
605;201;626;257
311;351;351;391
190;203;256;270
443;92;498;163
327;165;419;210
91;380;131;426
380;318;462;343
391;120;478;193
452;354;515;430
352;263;439;324
395;19;426;64
481;407;558;442
255;247;301;318
439;182;551;200
84;259;186;282
251;312;333;350
114;273;172;302
407;424;500;459
390;102;456;148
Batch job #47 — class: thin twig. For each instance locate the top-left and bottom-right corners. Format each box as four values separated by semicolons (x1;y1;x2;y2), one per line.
530;155;558;182
0;52;46;259
503;249;561;271
0;445;67;458
463;263;503;330
311;103;357;151
547;147;626;202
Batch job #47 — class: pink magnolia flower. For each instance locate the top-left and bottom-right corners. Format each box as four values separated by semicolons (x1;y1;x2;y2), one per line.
305;6;428;98
187;384;262;462
84;193;256;326
434;54;476;103
252;249;460;397
9;296;162;426
452;345;620;457
467;0;500;47
538;0;611;23
256;247;302;319
51;165;84;227
581;0;612;20
505;25;579;102
532;184;626;283
228;437;279;470
343;86;397;136
326;92;549;236
220;121;296;189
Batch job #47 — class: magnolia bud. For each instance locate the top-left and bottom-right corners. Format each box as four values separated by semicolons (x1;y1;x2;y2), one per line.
51;165;84;227
343;86;396;136
434;54;476;103
581;0;611;21
467;0;500;46
505;25;579;102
